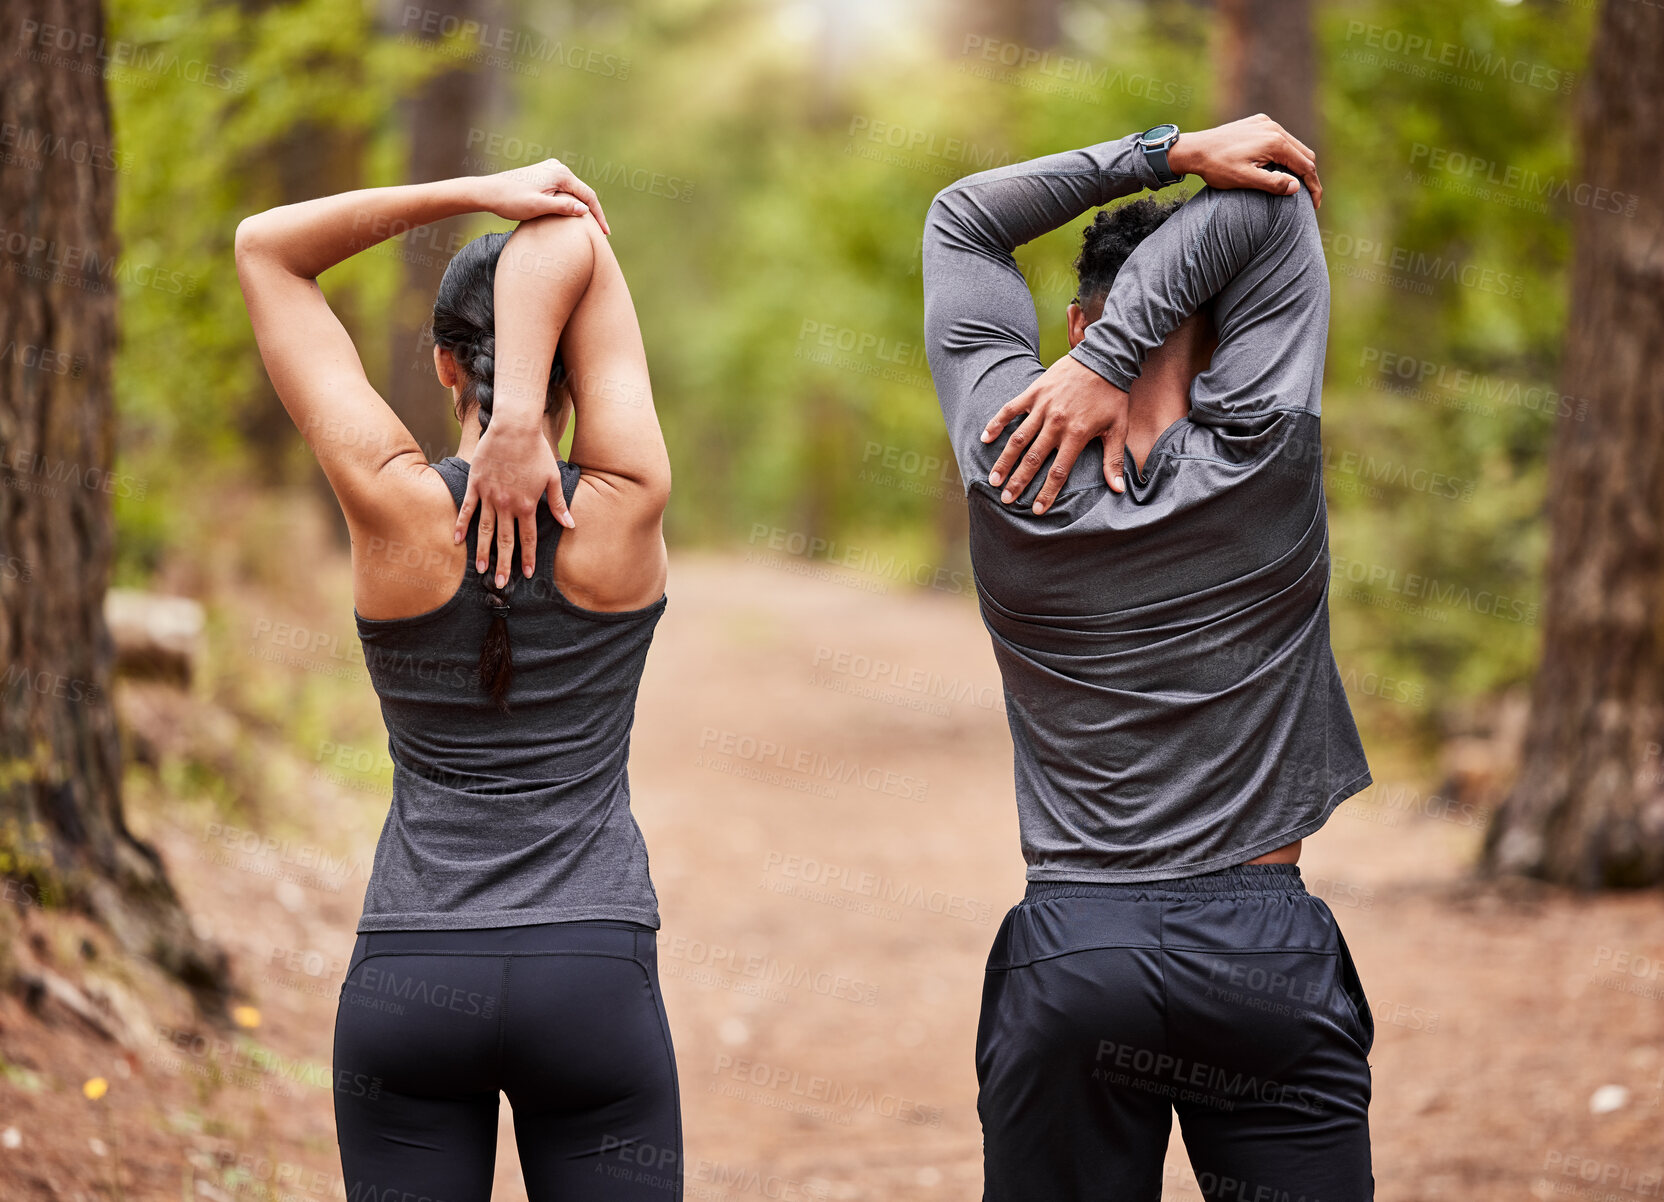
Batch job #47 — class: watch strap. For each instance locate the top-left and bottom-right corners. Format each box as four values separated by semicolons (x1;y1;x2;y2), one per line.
1142;135;1179;187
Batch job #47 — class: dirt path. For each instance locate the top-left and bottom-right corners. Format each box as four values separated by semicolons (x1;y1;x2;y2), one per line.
3;552;1661;1200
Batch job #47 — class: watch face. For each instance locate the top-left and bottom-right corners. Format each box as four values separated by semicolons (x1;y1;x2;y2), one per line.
1141;123;1179;147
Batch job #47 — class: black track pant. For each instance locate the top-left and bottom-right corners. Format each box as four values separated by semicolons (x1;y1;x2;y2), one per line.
977;864;1374;1202
332;920;681;1201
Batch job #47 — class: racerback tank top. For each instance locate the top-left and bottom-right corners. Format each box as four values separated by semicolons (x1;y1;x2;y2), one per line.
352;456;666;931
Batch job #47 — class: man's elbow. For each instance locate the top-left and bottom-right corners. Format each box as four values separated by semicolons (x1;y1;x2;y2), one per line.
921;191;966;268
924;189;963;238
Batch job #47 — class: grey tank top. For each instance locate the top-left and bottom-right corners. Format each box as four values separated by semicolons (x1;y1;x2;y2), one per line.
353;456;666;931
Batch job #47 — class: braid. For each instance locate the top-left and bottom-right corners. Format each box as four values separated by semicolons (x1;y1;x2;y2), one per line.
468;330;508;713
431;230;571;714
469;332;492;429
462;333;496;431
478;570;514;713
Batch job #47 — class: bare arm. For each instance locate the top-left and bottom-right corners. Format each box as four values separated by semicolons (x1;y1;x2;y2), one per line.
491;214;670;610
235;178;480;535
234;161;606;552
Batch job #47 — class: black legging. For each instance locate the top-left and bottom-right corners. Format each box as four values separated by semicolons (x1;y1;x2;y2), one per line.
332;920;681;1201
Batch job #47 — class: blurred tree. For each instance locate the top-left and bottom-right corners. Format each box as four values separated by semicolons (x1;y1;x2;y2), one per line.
380;0;502;464
235;0;369;492
0;0;227;1004
1316;0;1584;739
104;0;437;574
1483;0;1664;887
1217;0;1316;149
80;0;1597;765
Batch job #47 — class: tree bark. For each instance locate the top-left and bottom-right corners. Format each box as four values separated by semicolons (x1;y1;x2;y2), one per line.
1482;0;1664;887
0;0;228;1005
1216;0;1317;153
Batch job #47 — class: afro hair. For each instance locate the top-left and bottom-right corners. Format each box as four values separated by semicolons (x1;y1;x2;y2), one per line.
1073;196;1186;309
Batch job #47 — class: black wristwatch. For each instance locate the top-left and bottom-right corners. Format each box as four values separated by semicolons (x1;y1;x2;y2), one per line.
1139;123;1182;187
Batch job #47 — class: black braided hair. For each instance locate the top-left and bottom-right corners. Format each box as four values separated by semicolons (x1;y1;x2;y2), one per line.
457;332;498;429
1073;196;1186;310
476;572;515;714
430;230;569;713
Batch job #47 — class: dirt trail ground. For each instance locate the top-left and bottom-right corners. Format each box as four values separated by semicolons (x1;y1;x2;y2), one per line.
3;552;1662;1200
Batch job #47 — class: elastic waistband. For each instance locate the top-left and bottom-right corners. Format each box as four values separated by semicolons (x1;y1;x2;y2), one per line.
1024;863;1305;901
354;919;653;962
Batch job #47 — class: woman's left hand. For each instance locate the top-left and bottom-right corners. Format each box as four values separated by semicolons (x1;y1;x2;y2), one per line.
456;414;573;588
454;160;601;582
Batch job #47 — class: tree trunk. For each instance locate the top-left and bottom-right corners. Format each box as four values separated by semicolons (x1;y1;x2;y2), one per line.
381;0;498;465
1482;0;1664;888
0;0;228;1006
1216;0;1317;153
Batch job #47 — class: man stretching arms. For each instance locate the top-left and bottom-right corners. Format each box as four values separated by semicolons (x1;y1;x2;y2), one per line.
922;116;1375;1200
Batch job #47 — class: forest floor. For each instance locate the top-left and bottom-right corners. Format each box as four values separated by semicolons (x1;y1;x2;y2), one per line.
2;531;1663;1201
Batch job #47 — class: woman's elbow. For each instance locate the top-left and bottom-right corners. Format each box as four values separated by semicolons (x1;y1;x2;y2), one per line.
233;214;269;264
637;457;672;515
506;212;599;282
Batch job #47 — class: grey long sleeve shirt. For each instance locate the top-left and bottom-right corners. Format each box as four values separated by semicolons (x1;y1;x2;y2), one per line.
922;133;1370;881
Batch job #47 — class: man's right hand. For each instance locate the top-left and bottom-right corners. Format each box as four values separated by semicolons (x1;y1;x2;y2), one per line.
1168;115;1322;208
982;355;1132;512
980;115;1320;513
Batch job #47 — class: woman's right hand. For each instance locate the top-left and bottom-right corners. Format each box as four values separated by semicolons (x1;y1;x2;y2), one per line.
474;159;610;234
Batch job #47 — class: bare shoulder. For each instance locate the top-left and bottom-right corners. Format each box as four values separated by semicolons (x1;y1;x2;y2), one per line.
552;469;668;612
527;211;667;612
348;453;471;620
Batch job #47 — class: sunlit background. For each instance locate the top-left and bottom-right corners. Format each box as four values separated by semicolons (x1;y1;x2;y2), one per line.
5;0;1660;1198
107;0;1583;762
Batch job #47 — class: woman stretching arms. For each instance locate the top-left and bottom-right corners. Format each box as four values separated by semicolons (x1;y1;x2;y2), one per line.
235;161;678;1199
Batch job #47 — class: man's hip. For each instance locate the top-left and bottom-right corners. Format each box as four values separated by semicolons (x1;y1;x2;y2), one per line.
977;864;1374;1201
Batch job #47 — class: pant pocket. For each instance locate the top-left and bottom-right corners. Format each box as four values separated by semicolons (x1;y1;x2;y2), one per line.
974;906;1024;1089
983;903;1022;970
1331;919;1374;1055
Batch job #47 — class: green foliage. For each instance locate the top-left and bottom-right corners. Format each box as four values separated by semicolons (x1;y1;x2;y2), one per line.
1319;0;1593;723
103;0;1596;742
106;0;438;570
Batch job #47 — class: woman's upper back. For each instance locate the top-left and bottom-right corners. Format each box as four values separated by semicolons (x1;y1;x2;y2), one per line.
351;455;667;933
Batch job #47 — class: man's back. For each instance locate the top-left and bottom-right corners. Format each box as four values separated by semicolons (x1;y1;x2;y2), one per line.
922;138;1370;881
